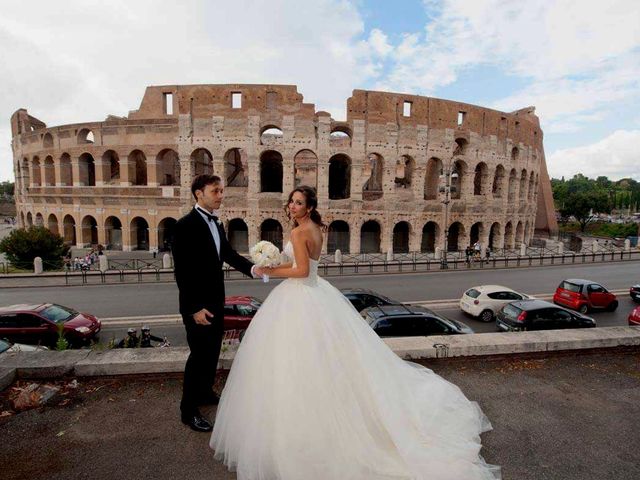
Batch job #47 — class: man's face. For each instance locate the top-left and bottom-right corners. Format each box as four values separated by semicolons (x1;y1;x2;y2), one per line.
196;182;224;211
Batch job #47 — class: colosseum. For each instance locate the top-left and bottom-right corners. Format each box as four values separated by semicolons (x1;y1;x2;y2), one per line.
10;84;558;256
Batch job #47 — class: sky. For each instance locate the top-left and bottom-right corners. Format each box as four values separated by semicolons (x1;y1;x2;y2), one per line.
1;0;639;182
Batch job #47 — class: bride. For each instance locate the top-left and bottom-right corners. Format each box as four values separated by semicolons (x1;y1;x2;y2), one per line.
210;186;500;480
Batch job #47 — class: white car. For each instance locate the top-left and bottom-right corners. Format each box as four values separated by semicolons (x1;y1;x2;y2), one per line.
460;285;532;322
0;339;48;354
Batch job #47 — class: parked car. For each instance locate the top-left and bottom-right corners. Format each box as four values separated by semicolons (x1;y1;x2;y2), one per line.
552;279;618;313
360;304;474;337
629;305;640;326
630;284;640;303
460;285;532;322
223;296;262;330
340;288;402;312
496;299;596;332
0;338;47;354
0;303;101;347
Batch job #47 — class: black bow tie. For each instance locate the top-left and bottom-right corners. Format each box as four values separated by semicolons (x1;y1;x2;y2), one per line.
196;207;218;223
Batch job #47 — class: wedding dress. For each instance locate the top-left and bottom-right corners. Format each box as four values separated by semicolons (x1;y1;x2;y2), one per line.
210;241;500;480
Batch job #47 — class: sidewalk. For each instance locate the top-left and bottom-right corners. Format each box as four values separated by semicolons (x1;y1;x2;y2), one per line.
1;349;638;480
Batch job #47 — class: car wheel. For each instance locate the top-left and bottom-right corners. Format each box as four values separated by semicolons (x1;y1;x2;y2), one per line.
607;300;618;312
479;309;494;322
578;304;589;314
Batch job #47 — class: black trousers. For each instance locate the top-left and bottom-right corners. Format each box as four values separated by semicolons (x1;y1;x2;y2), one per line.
180;317;224;417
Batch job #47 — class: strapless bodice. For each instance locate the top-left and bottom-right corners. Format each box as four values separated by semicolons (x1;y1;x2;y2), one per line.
283;241;318;285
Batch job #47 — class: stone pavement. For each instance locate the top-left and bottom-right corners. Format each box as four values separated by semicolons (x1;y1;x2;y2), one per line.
1;350;638;480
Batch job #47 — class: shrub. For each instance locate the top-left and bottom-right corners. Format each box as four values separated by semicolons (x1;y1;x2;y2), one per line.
0;226;69;270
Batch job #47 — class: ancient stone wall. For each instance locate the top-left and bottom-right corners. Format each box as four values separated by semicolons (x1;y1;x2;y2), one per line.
10;84;558;254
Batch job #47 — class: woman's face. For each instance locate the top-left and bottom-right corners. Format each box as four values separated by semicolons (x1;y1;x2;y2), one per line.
288;191;310;220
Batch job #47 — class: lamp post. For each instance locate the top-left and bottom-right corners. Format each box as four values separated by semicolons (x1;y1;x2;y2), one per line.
439;160;459;269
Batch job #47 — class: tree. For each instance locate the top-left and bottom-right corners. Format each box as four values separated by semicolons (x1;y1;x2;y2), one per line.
0;226;69;270
0;181;14;197
559;190;611;232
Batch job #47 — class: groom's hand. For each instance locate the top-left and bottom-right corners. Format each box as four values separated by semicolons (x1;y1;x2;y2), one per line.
193;308;213;325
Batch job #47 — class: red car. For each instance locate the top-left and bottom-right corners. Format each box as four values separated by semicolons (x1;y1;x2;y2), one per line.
553;279;618;314
629;306;640;326
0;303;101;347
223;296;262;331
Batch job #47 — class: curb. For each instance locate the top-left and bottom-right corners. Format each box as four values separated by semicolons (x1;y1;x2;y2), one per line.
1;327;639;389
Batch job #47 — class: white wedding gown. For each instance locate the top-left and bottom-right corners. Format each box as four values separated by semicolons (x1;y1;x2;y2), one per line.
210;242;500;480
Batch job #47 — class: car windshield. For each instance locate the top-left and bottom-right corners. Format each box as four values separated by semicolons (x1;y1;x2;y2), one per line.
0;339;9;354
40;305;77;324
501;304;522;319
465;289;481;298
560;281;581;293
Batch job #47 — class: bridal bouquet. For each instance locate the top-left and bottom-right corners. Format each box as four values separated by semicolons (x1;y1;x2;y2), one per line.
250;241;282;283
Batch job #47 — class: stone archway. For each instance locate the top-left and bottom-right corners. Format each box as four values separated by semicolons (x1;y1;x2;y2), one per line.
130;217;149;250
228;218;249;253
360;220;381;253
327;220;350;254
260;219;283;251
392;221;410;253
105;216;123;250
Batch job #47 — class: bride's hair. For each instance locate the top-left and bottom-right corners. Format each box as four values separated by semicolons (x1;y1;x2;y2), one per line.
285;186;326;230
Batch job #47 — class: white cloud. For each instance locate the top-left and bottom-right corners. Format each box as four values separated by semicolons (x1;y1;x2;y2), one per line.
0;0;392;180
547;130;640;181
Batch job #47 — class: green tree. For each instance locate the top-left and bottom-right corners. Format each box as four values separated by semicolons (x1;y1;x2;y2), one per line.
0;181;14;197
559;190;611;232
0;226;69;270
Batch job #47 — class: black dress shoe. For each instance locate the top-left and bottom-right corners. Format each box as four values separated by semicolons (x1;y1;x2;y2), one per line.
198;393;220;406
181;414;213;432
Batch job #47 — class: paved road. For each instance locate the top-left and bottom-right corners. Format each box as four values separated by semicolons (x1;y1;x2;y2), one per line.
1;261;636;318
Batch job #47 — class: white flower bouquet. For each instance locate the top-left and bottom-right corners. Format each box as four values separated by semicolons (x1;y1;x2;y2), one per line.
250;241;282;282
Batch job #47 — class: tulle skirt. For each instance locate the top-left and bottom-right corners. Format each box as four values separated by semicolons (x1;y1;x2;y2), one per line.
210;276;500;480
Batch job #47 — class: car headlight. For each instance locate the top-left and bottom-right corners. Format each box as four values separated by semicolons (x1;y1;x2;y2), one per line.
75;326;91;333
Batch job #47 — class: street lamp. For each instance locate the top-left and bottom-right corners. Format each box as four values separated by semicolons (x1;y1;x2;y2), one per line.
439;161;459;269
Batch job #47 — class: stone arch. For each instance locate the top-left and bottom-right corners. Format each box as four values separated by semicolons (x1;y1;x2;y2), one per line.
519;169;527;200
363;153;383;200
447;221;465;252
157;217;177;251
32;156;42;186
470;222;484;245
421;221;439;253
77;128;95;144
504;222;515;249
260;219;283;251
260;150;283;193
81;215;98;246
392;221;411;253
128;150;148;186
105;216;123;250
78;153;96;186
516;221;525;245
473;162;488;196
527;171;535;200
228;218;249;253
35;212;44;227
260;126;283;146
328;154;351;200
327;220;350;254
43;156;55;186
329;126;352;148
511;146;519;162
507;168;518;202
129;217;149;250
63;214;76;245
192;148;213;176
293;149;318;189
26;212;33;227
224;148;248;187
43;132;54;149
489;222;502;250
424;157;442;200
47;214;59;235
157;149;180;186
59;153;72;186
394;155;414;190
454;137;468;156
492;165;505;198
360;220;381;253
451;159;467;200
102;150;120;184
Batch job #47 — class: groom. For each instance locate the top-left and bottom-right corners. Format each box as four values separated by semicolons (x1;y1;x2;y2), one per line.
172;174;261;432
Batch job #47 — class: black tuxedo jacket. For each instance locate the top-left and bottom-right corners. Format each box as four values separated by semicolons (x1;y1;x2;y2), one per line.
172;208;254;323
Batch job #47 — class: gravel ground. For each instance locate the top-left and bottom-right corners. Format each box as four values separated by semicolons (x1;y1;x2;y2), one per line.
1;350;638;480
